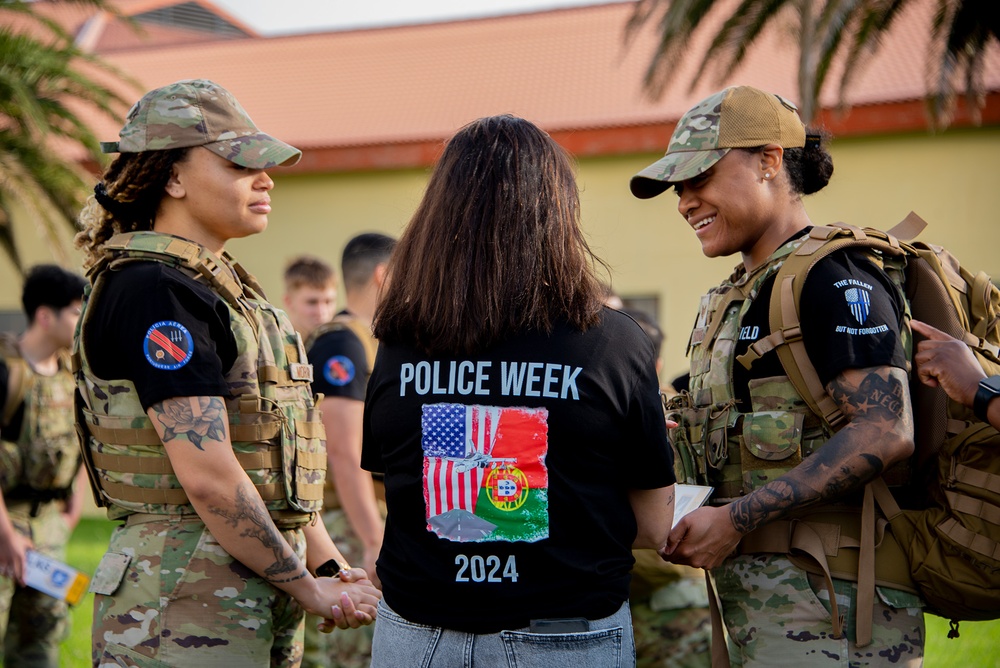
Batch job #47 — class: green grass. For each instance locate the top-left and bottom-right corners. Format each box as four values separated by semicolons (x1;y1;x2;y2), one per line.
42;518;1000;666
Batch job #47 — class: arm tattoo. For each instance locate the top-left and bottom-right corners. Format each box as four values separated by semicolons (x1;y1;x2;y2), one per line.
209;483;304;582
152;397;227;451
729;367;910;534
827;369;908;425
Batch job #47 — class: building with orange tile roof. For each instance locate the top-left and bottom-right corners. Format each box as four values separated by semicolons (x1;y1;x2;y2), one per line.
3;0;998;376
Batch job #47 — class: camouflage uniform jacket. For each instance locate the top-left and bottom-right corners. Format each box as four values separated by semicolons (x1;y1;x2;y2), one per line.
667;234;835;504
0;335;79;504
74;232;326;523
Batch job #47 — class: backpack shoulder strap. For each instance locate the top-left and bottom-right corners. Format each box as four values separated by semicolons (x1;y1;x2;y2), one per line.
0;335;31;429
737;223;912;429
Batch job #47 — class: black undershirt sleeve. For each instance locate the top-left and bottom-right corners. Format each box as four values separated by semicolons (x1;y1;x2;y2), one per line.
799;251;907;386
83;263;237;411
308;328;368;401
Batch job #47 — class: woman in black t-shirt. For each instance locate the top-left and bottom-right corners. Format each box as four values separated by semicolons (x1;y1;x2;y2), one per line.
363;115;675;667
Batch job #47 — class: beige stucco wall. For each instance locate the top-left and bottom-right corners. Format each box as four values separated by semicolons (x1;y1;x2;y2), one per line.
3;126;999;384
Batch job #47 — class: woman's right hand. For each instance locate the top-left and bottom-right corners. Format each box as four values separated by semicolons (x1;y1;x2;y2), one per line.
308;568;382;632
0;528;33;587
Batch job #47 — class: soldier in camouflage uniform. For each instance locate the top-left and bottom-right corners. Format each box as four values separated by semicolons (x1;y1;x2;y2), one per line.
630;87;924;666
73;79;380;667
621;308;712;668
0;265;87;667
301;233;395;668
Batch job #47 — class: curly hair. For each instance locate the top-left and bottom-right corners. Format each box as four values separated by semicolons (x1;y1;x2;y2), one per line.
75;148;188;269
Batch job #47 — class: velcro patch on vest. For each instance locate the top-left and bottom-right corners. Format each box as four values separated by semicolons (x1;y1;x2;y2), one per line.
143;321;194;370
289;363;313;382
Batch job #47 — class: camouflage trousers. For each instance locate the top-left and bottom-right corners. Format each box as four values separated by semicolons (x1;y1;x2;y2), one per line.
91;516;307;668
0;500;71;667
301;507;376;668
713;554;924;667
630;551;711;668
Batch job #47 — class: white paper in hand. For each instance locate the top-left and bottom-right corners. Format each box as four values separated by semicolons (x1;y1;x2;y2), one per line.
671;484;713;529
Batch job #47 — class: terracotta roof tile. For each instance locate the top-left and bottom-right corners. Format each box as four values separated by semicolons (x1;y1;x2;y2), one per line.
11;0;997;167
86;0;998;154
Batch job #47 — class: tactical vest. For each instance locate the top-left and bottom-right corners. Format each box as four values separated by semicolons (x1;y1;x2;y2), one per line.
304;312;381;510
0;335;79;504
73;232;326;525
667;234;835;502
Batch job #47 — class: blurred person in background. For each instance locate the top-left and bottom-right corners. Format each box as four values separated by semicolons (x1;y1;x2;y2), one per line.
0;264;87;667
301;232;395;668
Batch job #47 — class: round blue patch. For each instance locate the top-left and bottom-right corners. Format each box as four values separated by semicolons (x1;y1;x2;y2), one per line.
323;355;356;386
144;320;194;370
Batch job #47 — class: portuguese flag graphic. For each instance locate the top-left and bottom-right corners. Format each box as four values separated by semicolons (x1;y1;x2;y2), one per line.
422;403;549;543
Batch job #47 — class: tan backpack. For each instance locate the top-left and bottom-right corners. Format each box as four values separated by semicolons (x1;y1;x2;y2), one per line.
745;212;1000;640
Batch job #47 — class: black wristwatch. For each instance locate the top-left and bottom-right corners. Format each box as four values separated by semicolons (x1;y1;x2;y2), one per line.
973;375;1000;423
314;558;350;578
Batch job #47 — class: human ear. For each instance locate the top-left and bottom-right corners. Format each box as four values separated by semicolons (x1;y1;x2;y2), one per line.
760;145;784;180
164;166;185;199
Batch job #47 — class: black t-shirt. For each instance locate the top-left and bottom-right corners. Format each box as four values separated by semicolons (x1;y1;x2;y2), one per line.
733;243;906;406
362;308;675;632
307;311;369;401
82;263;238;410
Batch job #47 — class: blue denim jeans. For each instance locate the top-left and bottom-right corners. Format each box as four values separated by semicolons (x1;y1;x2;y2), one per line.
371;599;635;668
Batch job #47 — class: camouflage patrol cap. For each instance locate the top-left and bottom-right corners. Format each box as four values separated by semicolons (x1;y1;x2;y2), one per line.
101;79;301;169
630;86;806;199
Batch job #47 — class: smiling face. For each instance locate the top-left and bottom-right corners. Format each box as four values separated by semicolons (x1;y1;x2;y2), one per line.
157;147;275;252
672;146;794;270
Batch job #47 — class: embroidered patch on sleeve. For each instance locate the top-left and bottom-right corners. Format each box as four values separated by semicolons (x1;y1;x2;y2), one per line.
143;321;194;370
422;403;549;543
323;355;356;386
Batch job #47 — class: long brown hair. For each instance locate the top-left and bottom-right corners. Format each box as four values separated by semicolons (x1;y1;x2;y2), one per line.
75;148;188;269
374;115;606;355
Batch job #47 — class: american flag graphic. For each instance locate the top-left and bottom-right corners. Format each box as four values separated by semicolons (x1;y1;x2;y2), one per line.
845;287;871;324
422;404;501;517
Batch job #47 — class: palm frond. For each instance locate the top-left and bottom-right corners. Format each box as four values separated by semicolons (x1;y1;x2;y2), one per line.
627;0;722;97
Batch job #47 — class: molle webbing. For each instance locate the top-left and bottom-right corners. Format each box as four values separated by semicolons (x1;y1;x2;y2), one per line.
78;407;327;506
88;448;313;506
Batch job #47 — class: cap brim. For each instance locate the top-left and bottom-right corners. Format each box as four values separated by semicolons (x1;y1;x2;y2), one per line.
629;148;730;199
205;133;302;169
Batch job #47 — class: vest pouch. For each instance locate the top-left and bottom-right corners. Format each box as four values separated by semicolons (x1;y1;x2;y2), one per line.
278;400;327;513
664;395;709;486
741;410;804;491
